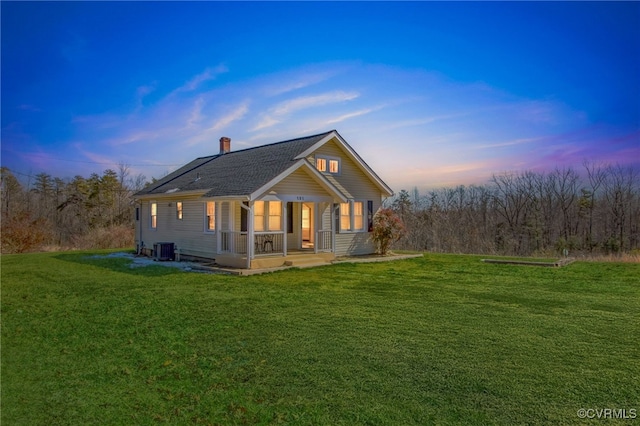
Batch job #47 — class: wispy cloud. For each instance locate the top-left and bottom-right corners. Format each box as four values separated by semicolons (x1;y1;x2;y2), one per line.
382;113;463;131
326;105;385;124
186;97;205;128
474;136;546;150
208;102;250;132
264;70;339;96
134;83;156;111
253;91;359;131
176;64;229;93
272;91;359;116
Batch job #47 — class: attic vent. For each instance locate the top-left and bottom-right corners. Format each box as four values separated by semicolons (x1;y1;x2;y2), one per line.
165;188;179;193
194;173;201;182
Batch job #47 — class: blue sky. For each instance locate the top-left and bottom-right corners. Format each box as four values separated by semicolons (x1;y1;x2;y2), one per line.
2;1;639;191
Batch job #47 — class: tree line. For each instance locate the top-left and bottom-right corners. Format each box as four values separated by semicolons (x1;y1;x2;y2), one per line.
2;161;639;257
1;165;147;253
390;162;640;257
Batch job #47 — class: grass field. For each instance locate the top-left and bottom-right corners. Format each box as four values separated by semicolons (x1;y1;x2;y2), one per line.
2;251;638;425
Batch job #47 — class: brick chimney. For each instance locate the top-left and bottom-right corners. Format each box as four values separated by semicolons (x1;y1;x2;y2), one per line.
219;137;231;154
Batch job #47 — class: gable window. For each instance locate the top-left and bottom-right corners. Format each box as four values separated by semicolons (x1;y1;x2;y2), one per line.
339;200;369;232
176;201;183;220
205;201;215;232
316;158;327;172
150;202;157;229
315;155;340;175
254;200;282;231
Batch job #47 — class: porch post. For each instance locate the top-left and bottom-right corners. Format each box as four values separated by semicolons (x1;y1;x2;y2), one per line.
215;201;221;254
246;201;254;269
332;203;339;254
314;203;319;254
282;201;287;257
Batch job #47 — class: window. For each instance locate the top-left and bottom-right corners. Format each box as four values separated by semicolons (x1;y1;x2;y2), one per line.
176;201;183;220
329;159;339;174
254;201;265;231
339;200;369;232
205;202;215;231
150;202;157;229
340;202;351;231
268;201;282;231
254;201;282;231
353;201;364;231
315;155;340;174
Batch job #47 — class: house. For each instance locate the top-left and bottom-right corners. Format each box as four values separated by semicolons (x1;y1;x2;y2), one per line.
133;130;394;269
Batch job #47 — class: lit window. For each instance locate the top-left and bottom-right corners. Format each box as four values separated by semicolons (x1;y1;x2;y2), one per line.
176;201;183;220
354;201;364;230
150;202;157;229
340;202;351;231
316;156;340;174
329;159;339;174
268;201;282;231
254;201;265;231
254;201;282;231
205;202;215;231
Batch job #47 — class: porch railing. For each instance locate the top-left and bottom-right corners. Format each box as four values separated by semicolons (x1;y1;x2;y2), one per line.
220;231;247;255
220;230;330;257
254;232;285;256
316;229;333;252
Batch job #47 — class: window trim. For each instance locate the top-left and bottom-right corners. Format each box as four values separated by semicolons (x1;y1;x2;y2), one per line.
315;155;341;175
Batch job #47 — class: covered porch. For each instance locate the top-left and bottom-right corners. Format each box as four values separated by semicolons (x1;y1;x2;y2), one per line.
211;198;340;269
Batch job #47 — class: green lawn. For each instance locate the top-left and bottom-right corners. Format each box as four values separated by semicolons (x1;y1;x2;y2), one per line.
2;251;638;425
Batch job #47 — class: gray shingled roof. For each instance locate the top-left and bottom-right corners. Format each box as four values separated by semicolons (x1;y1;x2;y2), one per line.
135;131;335;198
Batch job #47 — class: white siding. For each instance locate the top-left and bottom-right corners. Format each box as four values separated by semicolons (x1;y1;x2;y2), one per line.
270;168;329;196
308;139;383;202
309;139;385;256
136;196;217;259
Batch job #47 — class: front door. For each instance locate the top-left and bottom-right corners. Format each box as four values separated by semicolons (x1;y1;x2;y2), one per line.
301;202;314;248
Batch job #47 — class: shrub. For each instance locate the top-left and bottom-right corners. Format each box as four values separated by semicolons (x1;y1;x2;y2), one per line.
372;208;406;255
1;213;53;253
71;225;134;250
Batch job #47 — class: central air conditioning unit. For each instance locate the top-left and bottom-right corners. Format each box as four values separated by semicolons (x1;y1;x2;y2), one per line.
153;242;175;261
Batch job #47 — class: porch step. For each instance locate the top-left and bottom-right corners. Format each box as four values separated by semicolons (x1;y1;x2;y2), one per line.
251;252;334;269
284;259;330;268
